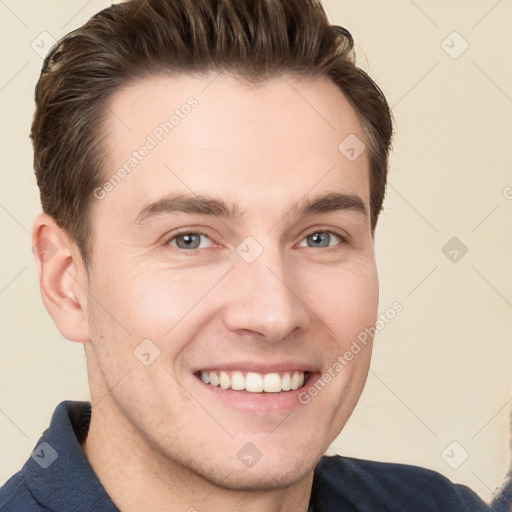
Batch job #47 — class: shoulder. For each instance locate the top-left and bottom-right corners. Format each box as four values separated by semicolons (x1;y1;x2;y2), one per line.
313;455;491;511
0;470;41;511
0;400;105;512
491;472;511;512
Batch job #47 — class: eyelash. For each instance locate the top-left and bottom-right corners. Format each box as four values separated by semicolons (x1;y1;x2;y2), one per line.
163;227;349;256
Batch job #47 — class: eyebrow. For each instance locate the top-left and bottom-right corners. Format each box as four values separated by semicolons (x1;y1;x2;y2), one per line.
134;191;368;225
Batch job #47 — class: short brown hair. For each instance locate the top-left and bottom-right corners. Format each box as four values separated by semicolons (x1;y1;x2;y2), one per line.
31;0;393;269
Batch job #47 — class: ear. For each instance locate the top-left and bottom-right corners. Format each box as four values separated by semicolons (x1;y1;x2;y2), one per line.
32;213;90;343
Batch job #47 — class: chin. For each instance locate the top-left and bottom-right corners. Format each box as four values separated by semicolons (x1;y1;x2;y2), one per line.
189;449;321;492
208;461;317;492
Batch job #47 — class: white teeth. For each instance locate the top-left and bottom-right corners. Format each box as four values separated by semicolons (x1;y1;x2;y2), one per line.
198;369;307;393
219;371;231;389
231;371;245;390
263;373;282;393
291;371;300;390
281;372;291;391
209;372;220;386
245;372;263;392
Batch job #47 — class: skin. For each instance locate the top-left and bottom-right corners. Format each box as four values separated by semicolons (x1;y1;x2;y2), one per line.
32;72;379;512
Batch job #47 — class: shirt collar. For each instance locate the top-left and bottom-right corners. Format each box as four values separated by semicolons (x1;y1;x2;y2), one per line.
24;400;119;511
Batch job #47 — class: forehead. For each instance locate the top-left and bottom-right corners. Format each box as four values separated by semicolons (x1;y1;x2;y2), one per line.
96;72;369;223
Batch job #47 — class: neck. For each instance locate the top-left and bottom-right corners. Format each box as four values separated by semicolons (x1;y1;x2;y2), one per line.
81;396;314;512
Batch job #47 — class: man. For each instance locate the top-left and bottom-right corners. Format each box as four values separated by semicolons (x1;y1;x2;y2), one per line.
0;0;492;510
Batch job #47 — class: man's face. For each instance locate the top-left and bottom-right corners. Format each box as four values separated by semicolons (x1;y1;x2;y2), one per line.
83;72;378;489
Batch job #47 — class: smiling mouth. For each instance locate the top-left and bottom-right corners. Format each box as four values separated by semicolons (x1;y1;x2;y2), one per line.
194;370;311;393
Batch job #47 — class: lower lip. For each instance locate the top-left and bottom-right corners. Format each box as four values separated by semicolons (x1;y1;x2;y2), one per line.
193;372;321;415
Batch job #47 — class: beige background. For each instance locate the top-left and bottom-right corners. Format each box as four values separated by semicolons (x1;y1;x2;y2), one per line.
1;0;511;504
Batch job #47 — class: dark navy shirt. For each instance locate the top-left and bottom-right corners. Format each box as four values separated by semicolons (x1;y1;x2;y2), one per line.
0;400;492;511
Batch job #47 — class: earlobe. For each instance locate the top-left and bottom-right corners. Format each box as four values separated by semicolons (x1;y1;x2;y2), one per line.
32;213;91;343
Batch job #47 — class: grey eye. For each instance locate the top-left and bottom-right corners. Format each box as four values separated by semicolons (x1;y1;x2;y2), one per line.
301;231;342;248
170;233;212;250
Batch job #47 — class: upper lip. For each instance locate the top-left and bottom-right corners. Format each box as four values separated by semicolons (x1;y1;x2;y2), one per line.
192;361;320;374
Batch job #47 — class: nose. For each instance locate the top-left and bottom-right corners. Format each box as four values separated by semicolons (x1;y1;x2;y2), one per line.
220;242;311;342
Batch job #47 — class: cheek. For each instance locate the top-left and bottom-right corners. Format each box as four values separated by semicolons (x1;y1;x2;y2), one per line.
87;242;378;354
89;256;222;338
300;260;379;341
127;266;230;336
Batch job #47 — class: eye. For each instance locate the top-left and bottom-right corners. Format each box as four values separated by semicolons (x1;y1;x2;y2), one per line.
166;231;213;250
298;230;345;249
164;228;347;254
